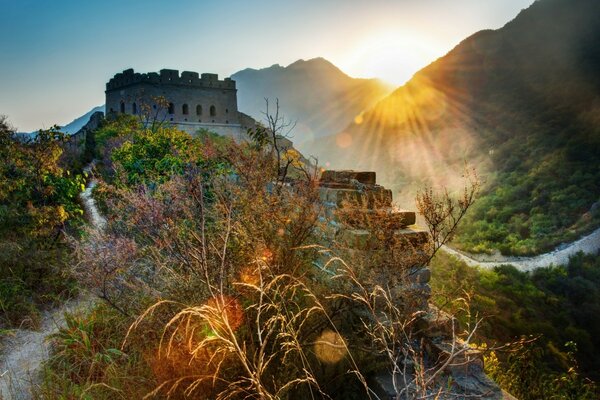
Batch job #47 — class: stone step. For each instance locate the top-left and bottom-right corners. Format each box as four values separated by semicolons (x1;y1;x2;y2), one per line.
320;170;376;185
334;208;416;229
319;186;393;209
336;226;430;251
424;338;483;371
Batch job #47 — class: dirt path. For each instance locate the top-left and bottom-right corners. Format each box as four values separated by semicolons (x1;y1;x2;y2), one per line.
441;227;600;272
0;163;103;399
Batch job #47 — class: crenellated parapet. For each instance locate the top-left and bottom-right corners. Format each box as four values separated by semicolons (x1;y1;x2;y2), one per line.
105;68;249;139
106;68;236;92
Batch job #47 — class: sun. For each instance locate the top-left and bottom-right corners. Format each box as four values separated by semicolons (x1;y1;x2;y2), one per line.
345;29;443;86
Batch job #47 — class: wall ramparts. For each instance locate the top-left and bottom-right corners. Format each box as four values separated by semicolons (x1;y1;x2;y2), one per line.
106;68;236;91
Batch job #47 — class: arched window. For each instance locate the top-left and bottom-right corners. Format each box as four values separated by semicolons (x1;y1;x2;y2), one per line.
182;104;189;115
168;103;175;114
210;105;216;116
132;102;137;115
196;105;202;116
120;101;125;113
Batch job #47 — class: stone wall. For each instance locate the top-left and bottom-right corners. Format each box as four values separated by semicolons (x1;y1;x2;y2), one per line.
317;169;510;399
106;68;242;134
318;169;432;313
62;110;104;163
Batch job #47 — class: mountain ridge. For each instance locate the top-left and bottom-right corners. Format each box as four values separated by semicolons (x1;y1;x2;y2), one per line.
231;57;393;148
304;0;600;256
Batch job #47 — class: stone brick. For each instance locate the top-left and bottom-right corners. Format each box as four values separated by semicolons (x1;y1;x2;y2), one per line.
326;188;366;207
364;186;393;208
394;226;430;247
406;266;431;284
425;338;484;370
336;229;373;250
417;305;456;339
320;170;376;185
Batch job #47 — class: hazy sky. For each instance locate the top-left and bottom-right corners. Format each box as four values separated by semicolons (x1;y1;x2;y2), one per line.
0;0;534;132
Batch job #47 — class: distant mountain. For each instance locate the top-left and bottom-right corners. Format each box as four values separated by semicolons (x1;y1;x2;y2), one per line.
59;105;104;134
306;0;600;256
231;58;393;149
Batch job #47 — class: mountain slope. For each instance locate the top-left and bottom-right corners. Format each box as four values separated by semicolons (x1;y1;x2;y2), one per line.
231;58;393;148
60;105;104;134
306;0;600;255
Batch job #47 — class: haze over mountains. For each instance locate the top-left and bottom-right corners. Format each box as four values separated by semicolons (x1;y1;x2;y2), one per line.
304;0;600;255
232;57;393;148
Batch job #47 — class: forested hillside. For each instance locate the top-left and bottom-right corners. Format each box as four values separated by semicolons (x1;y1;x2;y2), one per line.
431;251;600;399
307;0;600;255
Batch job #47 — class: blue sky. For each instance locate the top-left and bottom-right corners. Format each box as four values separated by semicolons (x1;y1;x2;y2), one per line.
0;0;533;131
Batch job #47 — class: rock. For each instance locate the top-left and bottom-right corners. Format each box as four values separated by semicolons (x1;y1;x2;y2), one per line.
320;170;376;185
336;229;373;250
417;305;456;338
335;208;416;229
406;266;431;284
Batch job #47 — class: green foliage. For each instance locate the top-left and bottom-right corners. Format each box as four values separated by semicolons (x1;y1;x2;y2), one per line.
0;117;82;326
486;341;597;400
96;118;231;186
455;148;600;255
431;251;600;397
0;120;85;237
41;304;152;400
93;114;140;155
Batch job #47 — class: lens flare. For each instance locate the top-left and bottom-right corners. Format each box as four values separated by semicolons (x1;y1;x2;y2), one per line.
336;131;353;148
206;295;244;331
314;329;347;364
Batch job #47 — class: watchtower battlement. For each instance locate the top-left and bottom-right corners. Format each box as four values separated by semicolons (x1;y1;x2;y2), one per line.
106;68;236;92
105;67;255;140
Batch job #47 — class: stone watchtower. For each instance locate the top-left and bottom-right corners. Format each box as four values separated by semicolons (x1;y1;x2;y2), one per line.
105;68;256;139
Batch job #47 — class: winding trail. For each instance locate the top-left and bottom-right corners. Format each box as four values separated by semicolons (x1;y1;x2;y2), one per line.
441;227;600;272
0;162;103;399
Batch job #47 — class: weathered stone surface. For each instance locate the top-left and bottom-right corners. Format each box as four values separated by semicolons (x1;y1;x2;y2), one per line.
336;229;373;250
320;170;376;185
394;226;431;247
425;338;483;370
389;283;432;308
330;188;365;206
449;364;505;399
392;210;416;227
406;266;431;284
335;208;416;229
364;186;393;208
369;364;505;400
335;227;431;255
417;305;456;338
